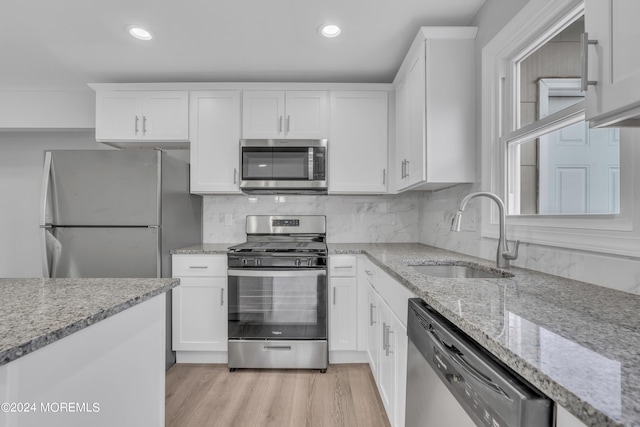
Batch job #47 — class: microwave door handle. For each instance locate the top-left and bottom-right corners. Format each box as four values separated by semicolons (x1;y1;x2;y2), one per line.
308;148;314;180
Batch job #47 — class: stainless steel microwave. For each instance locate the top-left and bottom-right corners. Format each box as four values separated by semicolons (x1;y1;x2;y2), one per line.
239;139;328;194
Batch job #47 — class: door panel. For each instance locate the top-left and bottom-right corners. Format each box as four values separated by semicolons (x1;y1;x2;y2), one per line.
50;227;159;278
49;150;159;226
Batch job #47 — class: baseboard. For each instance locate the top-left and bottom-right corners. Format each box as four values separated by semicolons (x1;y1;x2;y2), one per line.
329;351;368;364
176;351;228;364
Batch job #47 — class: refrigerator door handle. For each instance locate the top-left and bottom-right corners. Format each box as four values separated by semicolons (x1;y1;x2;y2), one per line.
40;152;52;227
42;228;62;278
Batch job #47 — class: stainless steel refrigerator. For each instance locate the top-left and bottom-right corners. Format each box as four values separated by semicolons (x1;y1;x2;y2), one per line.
40;149;202;368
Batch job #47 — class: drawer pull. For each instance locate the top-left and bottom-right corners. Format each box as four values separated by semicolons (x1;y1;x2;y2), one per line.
189;265;209;269
263;346;291;351
333;266;353;269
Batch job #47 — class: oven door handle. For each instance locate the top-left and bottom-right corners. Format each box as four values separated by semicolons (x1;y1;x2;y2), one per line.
228;269;326;278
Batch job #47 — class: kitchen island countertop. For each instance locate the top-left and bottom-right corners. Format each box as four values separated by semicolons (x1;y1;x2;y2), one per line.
0;277;179;366
329;243;640;427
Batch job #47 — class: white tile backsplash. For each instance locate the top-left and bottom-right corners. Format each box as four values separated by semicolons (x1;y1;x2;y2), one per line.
202;192;421;244
202;185;639;294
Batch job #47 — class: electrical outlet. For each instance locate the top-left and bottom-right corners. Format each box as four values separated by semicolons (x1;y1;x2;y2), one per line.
460;211;476;231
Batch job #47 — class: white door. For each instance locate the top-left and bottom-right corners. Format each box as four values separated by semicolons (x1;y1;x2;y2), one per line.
172;277;227;352
407;47;426;187
585;0;640;123
329;91;388;193
242;91;285;138
329;277;358;351
190;91;242;193
378;302;397;425
141;91;189;140
366;285;381;379
95;91;142;140
284;91;328;139
395;77;411;190
539;94;620;214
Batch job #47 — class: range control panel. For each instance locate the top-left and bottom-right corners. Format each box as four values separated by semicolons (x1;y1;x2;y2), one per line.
272;219;300;227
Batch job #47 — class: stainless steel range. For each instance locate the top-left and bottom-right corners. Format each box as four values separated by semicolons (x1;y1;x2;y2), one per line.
227;215;328;371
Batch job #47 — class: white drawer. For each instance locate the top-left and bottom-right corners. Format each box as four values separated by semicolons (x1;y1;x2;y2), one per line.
361;257;379;287
172;254;227;277
329;255;357;277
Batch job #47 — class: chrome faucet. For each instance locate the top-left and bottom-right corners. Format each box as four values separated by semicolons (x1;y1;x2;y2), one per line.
450;192;520;268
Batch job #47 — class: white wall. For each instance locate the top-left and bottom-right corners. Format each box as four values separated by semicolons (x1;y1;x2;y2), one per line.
419;0;640;295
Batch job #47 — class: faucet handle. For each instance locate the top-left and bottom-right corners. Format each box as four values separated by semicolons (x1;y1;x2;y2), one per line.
503;240;520;261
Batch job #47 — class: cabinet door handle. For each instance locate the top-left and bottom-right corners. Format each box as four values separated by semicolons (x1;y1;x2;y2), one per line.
220;288;224;306
382;168;386;185
369;303;376;326
233;168;237;184
135;116;139;134
405;160;410;178
332;287;336;305
401;160;407;179
382;322;388;350
142;116;147;135
278;116;283;133
286;115;290;132
580;32;598;92
386;328;394;356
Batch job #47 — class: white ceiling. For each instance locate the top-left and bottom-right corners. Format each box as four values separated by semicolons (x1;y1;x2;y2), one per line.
0;0;485;91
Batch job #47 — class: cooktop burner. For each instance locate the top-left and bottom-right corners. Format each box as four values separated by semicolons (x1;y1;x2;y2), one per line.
228;215;327;268
228;241;327;253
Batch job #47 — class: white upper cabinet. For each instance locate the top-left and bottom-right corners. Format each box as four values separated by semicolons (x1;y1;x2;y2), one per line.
585;0;640;127
393;27;477;192
328;91;388;193
95;91;189;146
189;91;242;194
242;90;328;139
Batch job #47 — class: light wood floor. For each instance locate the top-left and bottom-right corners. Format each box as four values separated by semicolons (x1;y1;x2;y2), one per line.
165;363;391;427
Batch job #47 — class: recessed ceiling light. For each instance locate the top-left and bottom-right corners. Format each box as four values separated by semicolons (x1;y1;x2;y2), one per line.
319;24;341;38
127;25;154;41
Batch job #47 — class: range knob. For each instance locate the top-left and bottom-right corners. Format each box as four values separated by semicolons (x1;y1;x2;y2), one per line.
295;259;301;267
255;258;261;267
241;258;248;266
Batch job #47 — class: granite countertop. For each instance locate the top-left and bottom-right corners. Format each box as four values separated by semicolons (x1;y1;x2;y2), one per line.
329;243;640;427
171;243;234;254
0;278;179;367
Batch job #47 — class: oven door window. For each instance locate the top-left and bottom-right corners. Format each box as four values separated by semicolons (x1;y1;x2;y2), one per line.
228;270;327;339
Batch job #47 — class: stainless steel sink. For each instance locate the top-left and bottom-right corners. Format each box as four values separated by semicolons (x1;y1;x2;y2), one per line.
409;264;513;279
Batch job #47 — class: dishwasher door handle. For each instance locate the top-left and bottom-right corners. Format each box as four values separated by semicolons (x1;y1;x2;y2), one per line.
428;328;512;402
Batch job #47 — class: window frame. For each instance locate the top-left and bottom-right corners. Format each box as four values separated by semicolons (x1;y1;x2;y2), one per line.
481;0;640;257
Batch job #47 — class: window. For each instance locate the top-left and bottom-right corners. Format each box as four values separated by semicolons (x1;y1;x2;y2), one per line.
481;0;640;257
503;14;620;215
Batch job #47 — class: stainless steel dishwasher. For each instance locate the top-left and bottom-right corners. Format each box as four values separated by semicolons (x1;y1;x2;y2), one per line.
406;298;552;427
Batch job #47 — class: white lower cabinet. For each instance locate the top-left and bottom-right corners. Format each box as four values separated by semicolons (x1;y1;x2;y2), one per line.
328;255;366;362
556;405;589;427
360;255;414;427
172;254;228;363
329;276;358;351
366;284;381;378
